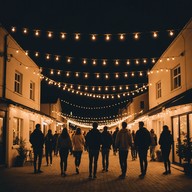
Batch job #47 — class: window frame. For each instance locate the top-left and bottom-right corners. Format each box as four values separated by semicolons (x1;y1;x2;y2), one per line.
171;65;181;90
29;81;35;100
13;117;23;145
14;71;23;94
156;81;162;99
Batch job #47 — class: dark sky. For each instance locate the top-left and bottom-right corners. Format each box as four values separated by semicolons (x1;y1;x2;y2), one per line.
1;0;192;122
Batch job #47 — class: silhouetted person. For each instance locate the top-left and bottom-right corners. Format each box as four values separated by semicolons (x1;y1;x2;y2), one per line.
112;127;119;155
115;122;132;179
57;128;72;177
101;126;113;172
72;127;85;174
150;129;157;161
131;130;137;160
45;129;54;166
30;124;44;174
159;125;173;175
135;121;151;178
53;131;59;156
85;122;102;179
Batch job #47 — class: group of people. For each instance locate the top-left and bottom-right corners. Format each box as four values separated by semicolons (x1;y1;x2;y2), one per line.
29;121;173;179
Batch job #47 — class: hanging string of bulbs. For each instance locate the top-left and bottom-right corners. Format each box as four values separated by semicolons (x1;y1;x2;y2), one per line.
61;99;130;109
42;75;148;99
10;26;176;42
9;46;179;66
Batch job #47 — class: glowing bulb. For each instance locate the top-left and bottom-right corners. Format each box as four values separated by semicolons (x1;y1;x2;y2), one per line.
105;87;108;91
105;34;110;41
66;72;70;77
67;58;71;63
126;86;129;90
92;60;96;65
50;70;54;74
83;59;87;64
92;34;96;40
115;60;119;65
98;87;101;91
136;60;139;64
96;74;100;78
115;73;119;78
153;32;158;38
84;73;88;78
169;30;174;36
119;86;122;90
11;27;16;32
152;59;155;63
23;28;27;34
46;54;50;59
35;52;39;57
103;60;107;65
75;73;79;77
105;74;109;79
140;72;143;76
143;59;147;63
85;86;88;90
134;33;139;39
131;72;134;76
78;86;81;89
55;56;59;61
92;87;95;91
124;73;128;78
35;30;39;36
126;60;130;65
48;32;52;38
25;51;28;55
61;33;66;39
57;71;61;75
75;33;80;40
119;34;124;40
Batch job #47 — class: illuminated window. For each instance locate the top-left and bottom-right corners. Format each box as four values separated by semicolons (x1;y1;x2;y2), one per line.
171;65;181;90
14;71;22;94
30;81;35;100
156;81;161;99
29;120;35;138
13;117;23;145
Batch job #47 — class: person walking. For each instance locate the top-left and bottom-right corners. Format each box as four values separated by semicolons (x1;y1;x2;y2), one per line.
72;127;85;174
112;127;119;155
53;131;59;156
149;129;157;161
85;122;102;179
135;121;151;178
44;129;54;166
30;124;44;174
159;125;173;175
57;128;72;177
115;122;132;179
131;130;137;160
101;126;113;172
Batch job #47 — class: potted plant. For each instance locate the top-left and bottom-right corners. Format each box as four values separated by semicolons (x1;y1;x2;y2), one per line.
176;136;192;176
15;138;28;167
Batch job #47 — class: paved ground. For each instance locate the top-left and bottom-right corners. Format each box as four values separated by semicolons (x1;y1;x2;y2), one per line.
0;151;191;192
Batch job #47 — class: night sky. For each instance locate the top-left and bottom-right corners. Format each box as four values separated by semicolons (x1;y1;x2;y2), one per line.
1;0;192;122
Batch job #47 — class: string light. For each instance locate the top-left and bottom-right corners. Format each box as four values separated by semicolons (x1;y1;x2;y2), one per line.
75;33;80;40
35;30;40;36
105;34;111;41
23;28;28;34
61;33;66;39
91;34;96;41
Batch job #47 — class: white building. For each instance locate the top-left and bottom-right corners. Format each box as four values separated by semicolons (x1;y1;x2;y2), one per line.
125;18;192;165
0;27;64;167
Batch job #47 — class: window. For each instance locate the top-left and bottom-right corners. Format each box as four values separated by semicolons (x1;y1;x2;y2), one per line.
156;81;161;99
30;81;35;100
171;65;181;90
29;120;35;138
13;117;23;145
14;71;22;94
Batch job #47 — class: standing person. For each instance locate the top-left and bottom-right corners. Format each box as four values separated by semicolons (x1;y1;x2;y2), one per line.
149;129;157;161
159;125;173;175
30;124;44;174
112;127;119;155
135;121;151;178
57;128;72;177
44;129;54;166
131;130;137;160
72;127;85;174
101;126;113;172
85;122;102;179
115;122;132;179
53;131;59;156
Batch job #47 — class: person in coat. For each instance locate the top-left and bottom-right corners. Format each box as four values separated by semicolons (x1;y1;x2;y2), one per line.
159;125;173;175
135;121;151;178
30;124;44;174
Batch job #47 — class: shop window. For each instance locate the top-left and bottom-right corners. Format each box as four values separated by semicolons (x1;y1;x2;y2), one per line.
13;117;23;145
